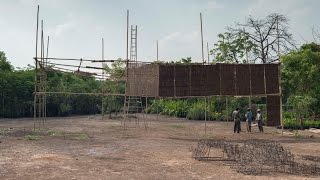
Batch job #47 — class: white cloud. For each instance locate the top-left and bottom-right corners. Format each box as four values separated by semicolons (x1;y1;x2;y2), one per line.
160;31;199;45
207;0;224;10
245;0;312;18
191;0;224;13
157;30;202;61
0;17;4;25
160;31;181;42
47;21;76;37
46;12;78;38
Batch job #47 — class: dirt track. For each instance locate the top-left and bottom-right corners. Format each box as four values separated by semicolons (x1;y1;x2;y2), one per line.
0;115;320;180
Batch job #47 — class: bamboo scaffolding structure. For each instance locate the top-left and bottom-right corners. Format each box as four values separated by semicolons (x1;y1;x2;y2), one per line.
30;5;282;134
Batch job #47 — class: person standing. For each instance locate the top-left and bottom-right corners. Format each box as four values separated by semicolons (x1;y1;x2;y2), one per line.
245;108;253;132
232;108;241;133
256;109;264;133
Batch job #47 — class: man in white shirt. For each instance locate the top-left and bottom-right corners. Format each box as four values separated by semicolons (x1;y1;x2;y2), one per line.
256;109;264;133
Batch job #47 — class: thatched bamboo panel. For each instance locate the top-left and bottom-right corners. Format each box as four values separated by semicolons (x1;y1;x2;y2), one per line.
236;64;251;95
265;64;279;94
220;64;236;95
251;64;266;95
267;95;281;126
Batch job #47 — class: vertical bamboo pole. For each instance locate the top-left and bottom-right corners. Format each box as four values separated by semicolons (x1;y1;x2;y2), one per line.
204;96;207;136
145;97;148;129
276;16;283;136
226;97;228;123
200;13;204;64
157;40;159;61
41;25;45;128
101;38;104;120
38;20;43;130
34;5;39;131
45;36;49;122
157;98;159;121
207;42;210;64
135;25;138;62
123;10;129;130
244;31;251;109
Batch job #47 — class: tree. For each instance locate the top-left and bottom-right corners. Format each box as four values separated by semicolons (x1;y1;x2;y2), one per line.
211;32;256;63
0;51;13;71
312;26;320;43
212;13;295;63
104;58;125;81
102;59;126;117
287;95;316;127
176;57;192;64
282;43;320;116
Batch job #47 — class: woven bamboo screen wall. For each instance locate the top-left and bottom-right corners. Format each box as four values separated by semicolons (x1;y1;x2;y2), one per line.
126;63;281;126
267;95;281;126
126;63;280;97
126;63;159;97
126;63;280;98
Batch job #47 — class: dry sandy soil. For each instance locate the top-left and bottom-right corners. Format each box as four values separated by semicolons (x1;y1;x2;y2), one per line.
0;114;320;180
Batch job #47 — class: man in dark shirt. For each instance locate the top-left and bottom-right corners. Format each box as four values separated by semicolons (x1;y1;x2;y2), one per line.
232;108;241;133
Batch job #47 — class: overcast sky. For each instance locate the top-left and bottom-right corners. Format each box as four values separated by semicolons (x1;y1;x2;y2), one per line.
0;0;319;69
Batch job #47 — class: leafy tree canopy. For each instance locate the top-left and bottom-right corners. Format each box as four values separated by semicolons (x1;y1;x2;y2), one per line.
212;13;295;64
0;51;13;71
281;42;320;115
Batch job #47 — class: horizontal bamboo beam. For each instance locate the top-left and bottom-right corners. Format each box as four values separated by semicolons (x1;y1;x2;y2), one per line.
34;92;125;96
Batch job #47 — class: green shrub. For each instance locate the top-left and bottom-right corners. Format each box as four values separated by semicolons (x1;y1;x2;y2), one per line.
283;111;295;119
283;118;300;129
147;99;190;117
303;120;320;129
24;135;41;140
283;118;320;129
187;101;205;120
210;111;223;121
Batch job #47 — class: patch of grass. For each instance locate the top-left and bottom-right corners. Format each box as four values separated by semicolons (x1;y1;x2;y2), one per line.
293;130;302;138
72;133;89;140
47;130;63;137
126;114;137;118
167;124;185;129
24;134;41;140
0;128;8;136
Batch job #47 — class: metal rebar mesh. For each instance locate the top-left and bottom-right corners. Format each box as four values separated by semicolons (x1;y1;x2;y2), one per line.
192;139;320;176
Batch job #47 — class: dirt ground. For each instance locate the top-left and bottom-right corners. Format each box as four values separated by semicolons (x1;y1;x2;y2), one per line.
0;114;320;180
